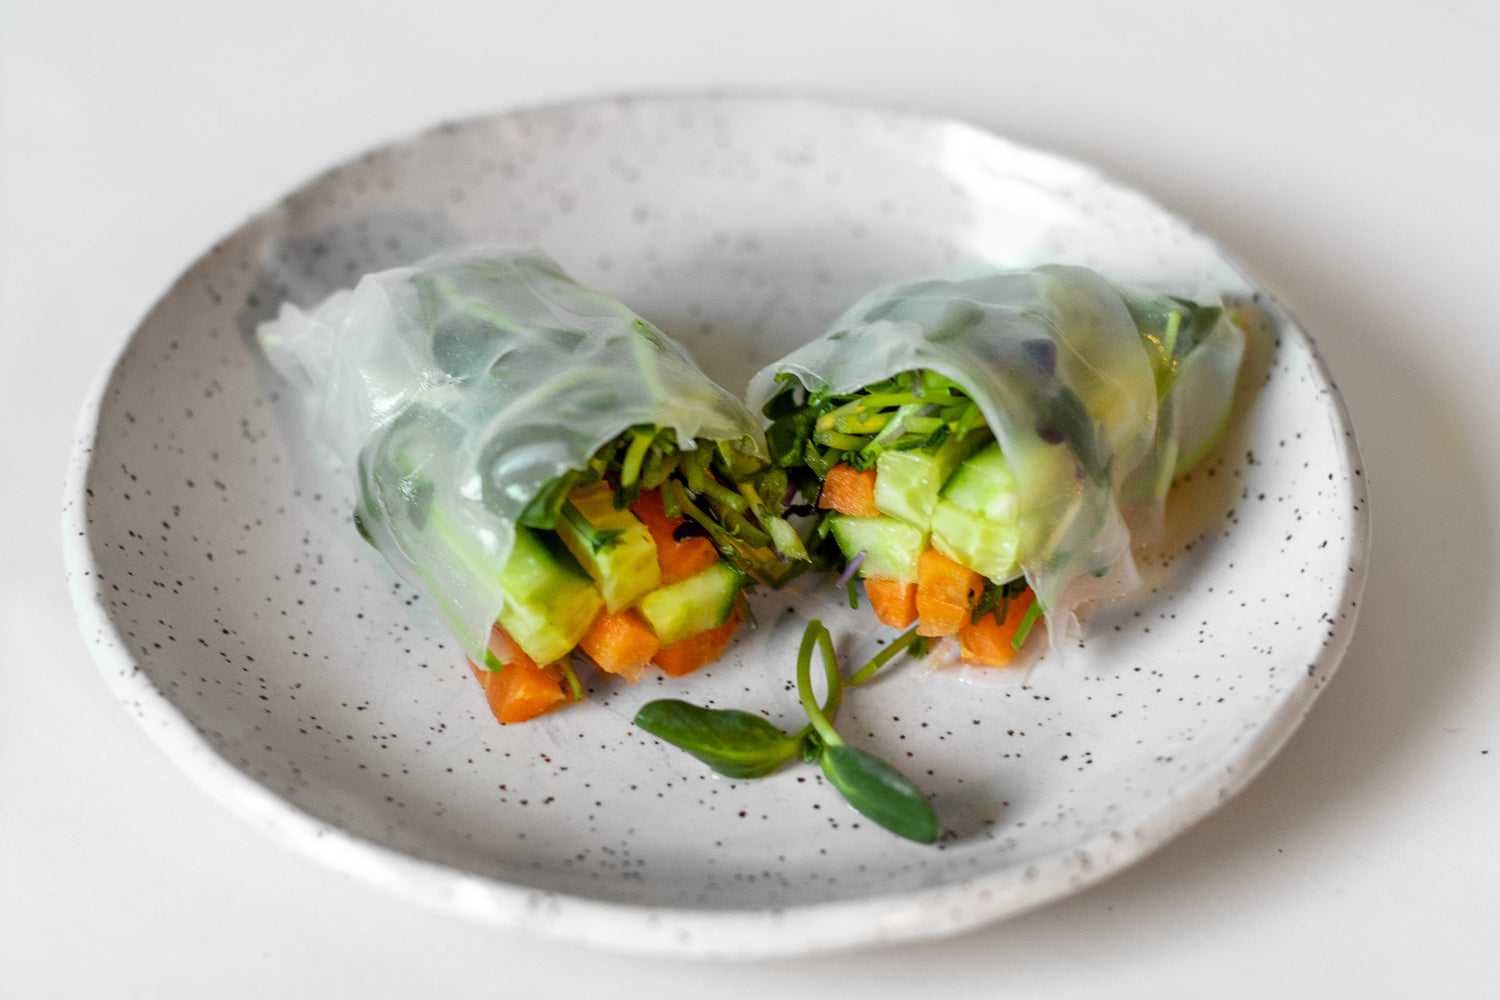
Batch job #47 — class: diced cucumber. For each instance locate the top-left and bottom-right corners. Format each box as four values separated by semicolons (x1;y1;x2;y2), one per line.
495;526;603;664
637;561;743;647
826;514;928;583
872;428;990;527
929;500;1021;583
870;455;937;528
940;442;1019;522
555;482;661;613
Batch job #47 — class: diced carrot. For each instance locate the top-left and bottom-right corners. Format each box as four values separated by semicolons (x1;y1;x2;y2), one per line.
958;588;1036;666
817;463;879;518
652;604;744;678
631;488;720;584
864;577;919;629
467;624;573;723
915;547;984;637
468;658;571;724
578;607;660;683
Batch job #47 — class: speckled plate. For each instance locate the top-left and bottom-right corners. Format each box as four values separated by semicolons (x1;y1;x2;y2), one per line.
62;94;1367;958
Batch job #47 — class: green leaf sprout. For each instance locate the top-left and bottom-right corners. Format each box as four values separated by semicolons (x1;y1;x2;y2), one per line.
634;619;939;844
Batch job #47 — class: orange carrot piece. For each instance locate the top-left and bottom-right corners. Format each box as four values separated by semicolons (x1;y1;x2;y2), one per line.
578;607;660;683
630;488;720;584
817;463;879;518
864;577;919;629
958;588;1036;666
915;548;984;637
467;624;573;723
652;605;744;678
468;658;571;724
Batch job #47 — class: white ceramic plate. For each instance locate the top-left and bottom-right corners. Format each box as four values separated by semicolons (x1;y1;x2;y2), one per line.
62;95;1367;958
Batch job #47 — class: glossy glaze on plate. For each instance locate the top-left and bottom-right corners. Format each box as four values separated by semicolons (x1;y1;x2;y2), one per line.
61;94;1367;958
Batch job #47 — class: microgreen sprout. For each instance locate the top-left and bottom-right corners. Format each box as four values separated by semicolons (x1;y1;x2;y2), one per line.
765;369;994;483
634;620;940;844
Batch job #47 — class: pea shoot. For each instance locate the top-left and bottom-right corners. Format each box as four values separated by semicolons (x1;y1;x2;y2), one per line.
634;621;940;844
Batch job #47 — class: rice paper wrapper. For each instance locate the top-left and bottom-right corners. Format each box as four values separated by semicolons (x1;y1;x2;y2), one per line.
746;264;1244;651
258;245;765;661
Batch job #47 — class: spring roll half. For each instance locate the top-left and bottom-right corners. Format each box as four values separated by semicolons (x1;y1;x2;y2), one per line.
746;263;1246;662
258;245;802;721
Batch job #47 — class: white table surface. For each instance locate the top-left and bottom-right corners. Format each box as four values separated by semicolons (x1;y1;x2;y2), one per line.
5;1;1497;996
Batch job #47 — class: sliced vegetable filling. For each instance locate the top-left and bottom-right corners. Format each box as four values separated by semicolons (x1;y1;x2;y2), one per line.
257;246;812;727
474;440;788;722
747;267;1245;661
758;370;1037;654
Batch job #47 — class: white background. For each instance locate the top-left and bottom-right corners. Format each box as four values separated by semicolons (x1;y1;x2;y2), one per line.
4;1;1497;996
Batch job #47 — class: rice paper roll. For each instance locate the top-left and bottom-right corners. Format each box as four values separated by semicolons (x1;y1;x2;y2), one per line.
747;264;1245;650
258;245;767;665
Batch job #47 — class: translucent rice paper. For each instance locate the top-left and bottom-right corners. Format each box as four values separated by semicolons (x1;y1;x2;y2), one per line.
258;245;764;661
746;264;1245;651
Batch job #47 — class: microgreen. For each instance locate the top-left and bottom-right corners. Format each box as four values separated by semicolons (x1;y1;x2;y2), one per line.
631;701;803;779
634;620;940;844
766;370;994;480
1011;597;1044;650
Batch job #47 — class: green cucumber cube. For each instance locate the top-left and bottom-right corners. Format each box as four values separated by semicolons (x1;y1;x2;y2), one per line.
556;482;661;613
940;442;1019;522
929;499;1021;583
637;561;743;647
496;527;604;664
873;434;988;527
826;514;928;583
